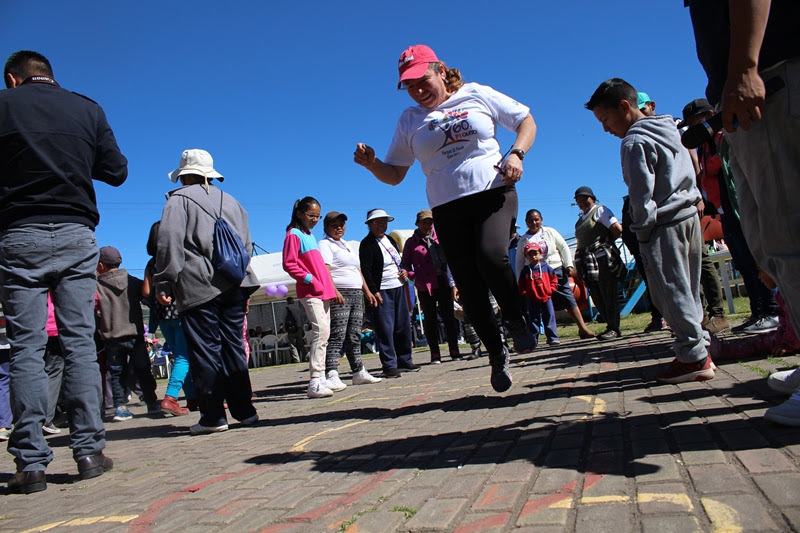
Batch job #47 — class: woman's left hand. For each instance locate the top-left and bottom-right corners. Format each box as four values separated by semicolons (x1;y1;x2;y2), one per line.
398;269;409;283
334;290;344;306
499;153;524;185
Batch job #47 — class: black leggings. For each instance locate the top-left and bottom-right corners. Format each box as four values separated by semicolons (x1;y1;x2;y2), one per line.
433;185;524;355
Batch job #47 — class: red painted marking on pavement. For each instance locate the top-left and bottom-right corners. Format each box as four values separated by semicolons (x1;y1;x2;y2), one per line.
453;512;511;533
399;393;432;409
127;464;274;533
519;473;604;517
289;469;396;522
477;485;512;508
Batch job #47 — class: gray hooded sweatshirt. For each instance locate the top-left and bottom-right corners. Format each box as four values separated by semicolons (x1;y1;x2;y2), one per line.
154;183;260;312
621;115;700;242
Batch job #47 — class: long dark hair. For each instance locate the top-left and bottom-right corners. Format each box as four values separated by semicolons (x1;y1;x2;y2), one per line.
146;221;160;257
286;196;320;232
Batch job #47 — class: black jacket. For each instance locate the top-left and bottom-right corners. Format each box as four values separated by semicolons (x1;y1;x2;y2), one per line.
359;233;400;294
0;80;127;230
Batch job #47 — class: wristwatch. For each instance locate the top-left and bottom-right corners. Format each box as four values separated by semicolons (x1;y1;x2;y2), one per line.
510;148;525;160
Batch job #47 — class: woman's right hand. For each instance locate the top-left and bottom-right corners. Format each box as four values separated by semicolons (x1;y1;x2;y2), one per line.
354;143;376;168
373;291;383;306
364;290;377;308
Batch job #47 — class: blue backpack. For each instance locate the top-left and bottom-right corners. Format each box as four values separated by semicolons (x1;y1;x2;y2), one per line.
212;192;249;283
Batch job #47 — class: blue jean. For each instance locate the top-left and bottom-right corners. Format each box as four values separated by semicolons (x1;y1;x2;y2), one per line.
159;318;195;400
526;298;557;343
181;287;256;427
0;223;105;471
105;335;157;408
728;58;800;344
0;349;10;429
368;285;414;371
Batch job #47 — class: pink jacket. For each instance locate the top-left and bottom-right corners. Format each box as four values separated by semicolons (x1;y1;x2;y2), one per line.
400;229;452;297
282;228;336;300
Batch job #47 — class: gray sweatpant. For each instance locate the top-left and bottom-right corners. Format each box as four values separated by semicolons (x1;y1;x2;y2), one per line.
640;215;710;362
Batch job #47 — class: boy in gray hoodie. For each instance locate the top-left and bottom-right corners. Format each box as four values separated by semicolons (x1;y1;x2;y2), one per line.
585;78;713;384
96;246;159;420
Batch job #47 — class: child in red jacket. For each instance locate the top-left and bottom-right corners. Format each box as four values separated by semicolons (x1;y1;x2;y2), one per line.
518;242;560;347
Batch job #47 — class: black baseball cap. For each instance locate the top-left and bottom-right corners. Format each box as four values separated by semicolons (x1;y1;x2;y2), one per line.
677;98;714;128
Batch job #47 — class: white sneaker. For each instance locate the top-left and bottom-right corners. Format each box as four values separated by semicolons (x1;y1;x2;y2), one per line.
352;367;382;385
764;390;800;426
325;370;348;392
768;368;800;395
307;378;333;398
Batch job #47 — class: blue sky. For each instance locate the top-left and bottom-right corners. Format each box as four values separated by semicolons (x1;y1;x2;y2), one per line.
2;1;709;275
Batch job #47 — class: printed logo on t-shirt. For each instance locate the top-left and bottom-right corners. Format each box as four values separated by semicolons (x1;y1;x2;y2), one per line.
427;108;478;152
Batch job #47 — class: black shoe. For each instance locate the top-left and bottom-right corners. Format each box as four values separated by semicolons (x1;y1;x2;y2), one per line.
489;347;512;393
77;452;114;480
449;351;464;361
465;345;483;360
7;470;47;494
398;363;421;372
382;368;402;378
505;319;536;354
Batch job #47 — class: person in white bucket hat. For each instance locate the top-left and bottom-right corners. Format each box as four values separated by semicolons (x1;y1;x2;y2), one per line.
154;149;260;435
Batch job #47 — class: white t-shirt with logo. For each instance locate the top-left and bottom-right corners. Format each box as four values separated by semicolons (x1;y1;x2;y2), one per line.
318;236;363;290
385;82;530;208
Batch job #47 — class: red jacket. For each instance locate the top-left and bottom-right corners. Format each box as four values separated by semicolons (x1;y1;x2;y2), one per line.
518;262;558;303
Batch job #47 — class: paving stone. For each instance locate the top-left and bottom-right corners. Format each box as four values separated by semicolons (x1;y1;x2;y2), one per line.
574;503;634;533
531;468;579;493
434;473;488;499
701;494;783;532
752;473;800;507
688;463;752;494
735;448;797;473
678;447;727;466
404;497;468;531
633;454;681;482
636;482;694;514
472;482;526;512
640;515;702;533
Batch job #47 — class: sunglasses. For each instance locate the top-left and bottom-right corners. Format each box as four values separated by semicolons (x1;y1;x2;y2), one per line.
493;147;512;174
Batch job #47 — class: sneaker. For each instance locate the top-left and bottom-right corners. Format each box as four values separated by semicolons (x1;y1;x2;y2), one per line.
0;428;10;441
450;351;464;361
703;316;730;334
465;345;483;360
643;318;667;333
42;423;61;435
113;407;133;421
764;391;800;426
431;354;442;364
742;315;780;334
352;367;382;385
398;363;421;372
240;414;259;426
325;370;348;392
189;423;228;435
768;368;800;395
307;378;334;398
597;330;620;341
382;367;402;378
654;357;715;384
547;339;560;346
161;395;189;416
147;400;162;415
505;319;536;354
489;346;513;393
731;316;757;333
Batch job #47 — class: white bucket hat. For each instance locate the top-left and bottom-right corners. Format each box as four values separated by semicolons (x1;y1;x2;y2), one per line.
168;149;224;183
365;208;394;224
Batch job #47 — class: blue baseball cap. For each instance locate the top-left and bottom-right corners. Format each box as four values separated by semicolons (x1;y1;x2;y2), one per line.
637;92;652;109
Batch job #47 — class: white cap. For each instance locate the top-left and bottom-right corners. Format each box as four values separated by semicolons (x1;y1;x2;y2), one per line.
168;149;224;183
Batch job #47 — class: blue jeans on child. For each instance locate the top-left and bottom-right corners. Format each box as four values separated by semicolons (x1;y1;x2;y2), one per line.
526;298;558;344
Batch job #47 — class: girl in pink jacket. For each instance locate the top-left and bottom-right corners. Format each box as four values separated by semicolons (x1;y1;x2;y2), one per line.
282;196;338;399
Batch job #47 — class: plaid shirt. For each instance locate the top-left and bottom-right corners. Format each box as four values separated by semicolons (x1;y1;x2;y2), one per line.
574;241;626;283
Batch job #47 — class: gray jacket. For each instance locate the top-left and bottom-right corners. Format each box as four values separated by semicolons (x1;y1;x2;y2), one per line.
621;115;701;242
96;268;144;341
154;184;259;312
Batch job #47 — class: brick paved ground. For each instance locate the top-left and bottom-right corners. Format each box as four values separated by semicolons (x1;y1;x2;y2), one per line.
2;330;799;532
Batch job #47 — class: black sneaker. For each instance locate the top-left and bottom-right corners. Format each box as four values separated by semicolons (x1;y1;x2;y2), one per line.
489;347;512;392
398;363;421;372
742;315;780;333
731;316;757;333
449;351;464;361
465;345;483;360
505;319;536;354
382;368;402;378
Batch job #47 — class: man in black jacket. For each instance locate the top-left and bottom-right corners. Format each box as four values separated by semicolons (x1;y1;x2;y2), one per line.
0;51;127;493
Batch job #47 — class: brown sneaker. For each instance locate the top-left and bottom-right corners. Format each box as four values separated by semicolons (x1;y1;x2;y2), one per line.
703;316;730;334
655;357;715;384
161;395;189;416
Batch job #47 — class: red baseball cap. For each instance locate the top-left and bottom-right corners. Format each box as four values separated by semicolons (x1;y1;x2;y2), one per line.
524;242;542;254
397;44;439;89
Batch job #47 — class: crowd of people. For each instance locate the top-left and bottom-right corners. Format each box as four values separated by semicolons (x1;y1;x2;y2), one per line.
1;1;799;494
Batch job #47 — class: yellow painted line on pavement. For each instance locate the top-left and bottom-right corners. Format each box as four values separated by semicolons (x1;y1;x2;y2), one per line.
702;497;743;533
582;495;630;504
19;515;137;532
574;395;607;418
290;420;369;452
639;493;694;511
